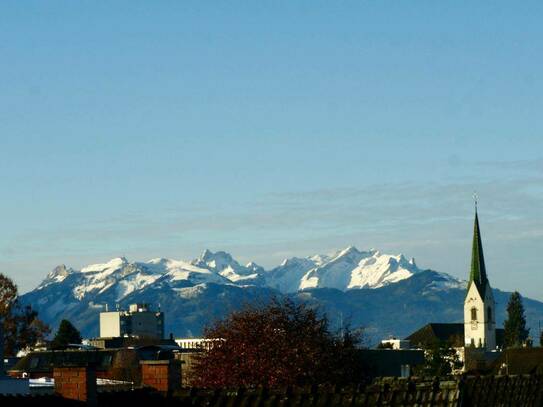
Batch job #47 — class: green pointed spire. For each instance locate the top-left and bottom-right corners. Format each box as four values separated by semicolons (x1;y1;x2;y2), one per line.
469;210;488;295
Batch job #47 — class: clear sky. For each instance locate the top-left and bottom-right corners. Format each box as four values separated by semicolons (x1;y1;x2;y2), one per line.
1;1;542;298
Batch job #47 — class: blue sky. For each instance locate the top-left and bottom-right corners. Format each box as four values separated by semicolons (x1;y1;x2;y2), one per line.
1;1;542;298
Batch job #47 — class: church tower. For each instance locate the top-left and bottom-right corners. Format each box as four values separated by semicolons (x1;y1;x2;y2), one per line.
464;208;496;350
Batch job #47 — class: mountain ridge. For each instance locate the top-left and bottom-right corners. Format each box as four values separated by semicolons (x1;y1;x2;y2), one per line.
33;246;431;300
20;246;543;344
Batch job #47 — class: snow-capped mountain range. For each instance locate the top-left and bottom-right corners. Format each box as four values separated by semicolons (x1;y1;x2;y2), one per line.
34;246;448;303
23;246;543;342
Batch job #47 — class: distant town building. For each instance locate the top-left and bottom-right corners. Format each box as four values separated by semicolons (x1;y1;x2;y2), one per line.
99;303;164;339
380;338;411;350
175;338;216;351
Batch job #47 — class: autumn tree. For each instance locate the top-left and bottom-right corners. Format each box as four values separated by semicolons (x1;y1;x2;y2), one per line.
192;298;364;388
503;291;529;348
0;273;50;355
51;319;82;349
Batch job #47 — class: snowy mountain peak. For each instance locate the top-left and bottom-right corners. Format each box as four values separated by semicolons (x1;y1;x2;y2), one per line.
50;264;72;278
330;246;371;262
146;257;173;268
29;247;447;306
246;262;264;272
308;254;330;266
81;257;128;273
294;246;423;292
345;251;420;289
338;245;357;254
37;264;74;289
195;250;236;270
190;250;264;283
280;257;314;268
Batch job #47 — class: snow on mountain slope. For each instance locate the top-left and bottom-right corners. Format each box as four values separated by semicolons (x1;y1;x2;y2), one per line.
423;272;467;293
73;258;163;301
81;257;128;274
191;250;265;284
22;246;475;339
348;251;419;289
30;246;437;306
298;246;422;291
150;257;231;286
35;254;234;304
265;257;319;293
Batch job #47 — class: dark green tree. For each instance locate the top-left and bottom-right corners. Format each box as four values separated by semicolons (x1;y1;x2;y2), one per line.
415;341;462;377
503;291;529;348
51;319;82;349
0;273;50;355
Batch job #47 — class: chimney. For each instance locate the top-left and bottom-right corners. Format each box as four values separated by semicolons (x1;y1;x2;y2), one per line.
140;360;182;395
53;365;97;407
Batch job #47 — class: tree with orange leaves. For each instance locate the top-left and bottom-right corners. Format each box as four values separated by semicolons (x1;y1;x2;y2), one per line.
191;298;364;388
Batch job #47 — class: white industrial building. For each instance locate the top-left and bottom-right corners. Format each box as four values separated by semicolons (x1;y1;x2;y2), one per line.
99;303;164;339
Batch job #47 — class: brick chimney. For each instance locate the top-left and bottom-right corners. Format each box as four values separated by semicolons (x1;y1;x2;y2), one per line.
54;366;97;406
140;360;181;394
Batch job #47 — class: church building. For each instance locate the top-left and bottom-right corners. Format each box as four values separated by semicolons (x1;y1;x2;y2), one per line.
407;208;503;355
463;209;496;350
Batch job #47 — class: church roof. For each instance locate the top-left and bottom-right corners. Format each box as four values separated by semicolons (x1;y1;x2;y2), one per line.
468;211;489;297
405;323;465;348
405;323;504;348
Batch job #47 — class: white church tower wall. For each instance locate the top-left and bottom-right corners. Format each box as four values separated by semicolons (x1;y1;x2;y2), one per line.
464;280;496;349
